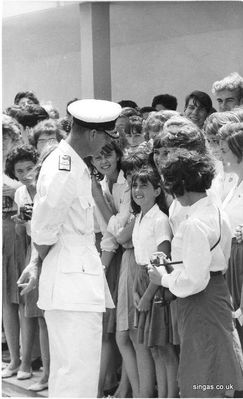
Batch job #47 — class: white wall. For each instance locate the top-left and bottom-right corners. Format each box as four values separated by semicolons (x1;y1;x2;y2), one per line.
3;1;243;115
110;1;243;111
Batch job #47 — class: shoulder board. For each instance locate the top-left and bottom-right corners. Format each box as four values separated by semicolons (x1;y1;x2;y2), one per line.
58;155;71;171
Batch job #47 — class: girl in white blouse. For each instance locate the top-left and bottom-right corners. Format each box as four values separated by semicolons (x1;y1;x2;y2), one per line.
149;149;243;398
131;166;178;398
219;122;243;350
91;140;130;397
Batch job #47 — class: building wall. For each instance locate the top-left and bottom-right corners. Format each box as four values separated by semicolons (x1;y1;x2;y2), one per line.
3;1;243;115
2;3;82;116
110;1;243;111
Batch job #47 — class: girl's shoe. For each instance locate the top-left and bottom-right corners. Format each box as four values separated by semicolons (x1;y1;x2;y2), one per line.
2;365;19;378
28;381;48;391
17;370;32;380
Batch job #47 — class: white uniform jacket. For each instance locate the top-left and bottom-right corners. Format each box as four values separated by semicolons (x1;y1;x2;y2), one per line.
31;140;112;312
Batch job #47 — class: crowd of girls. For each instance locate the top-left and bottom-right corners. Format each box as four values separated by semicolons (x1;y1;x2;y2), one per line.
2;79;243;398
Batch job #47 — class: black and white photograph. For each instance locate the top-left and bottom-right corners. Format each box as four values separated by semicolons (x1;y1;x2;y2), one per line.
2;1;243;398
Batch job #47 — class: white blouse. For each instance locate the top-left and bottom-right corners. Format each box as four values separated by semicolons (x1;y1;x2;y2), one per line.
94;170;131;252
132;204;172;265
223;180;243;237
162;196;232;298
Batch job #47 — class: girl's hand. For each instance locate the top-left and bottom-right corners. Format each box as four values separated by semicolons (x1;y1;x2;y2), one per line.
133;292;140;308
148;265;167;286
137;295;151;312
11;214;26;224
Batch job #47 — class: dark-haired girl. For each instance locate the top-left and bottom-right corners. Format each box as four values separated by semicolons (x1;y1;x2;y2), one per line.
131;166;178;397
91;140;131;397
149;149;243;398
4;144;39;380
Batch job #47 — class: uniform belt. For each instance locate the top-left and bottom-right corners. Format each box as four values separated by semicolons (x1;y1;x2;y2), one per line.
210;271;222;277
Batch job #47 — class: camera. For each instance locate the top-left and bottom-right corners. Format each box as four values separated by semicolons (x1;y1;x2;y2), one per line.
19;203;33;221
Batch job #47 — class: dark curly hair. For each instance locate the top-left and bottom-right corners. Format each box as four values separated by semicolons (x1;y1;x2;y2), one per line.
6;104;49;128
131;166;168;215
14;91;39;106
5;144;39;180
121;149;151;178
161;149;215;197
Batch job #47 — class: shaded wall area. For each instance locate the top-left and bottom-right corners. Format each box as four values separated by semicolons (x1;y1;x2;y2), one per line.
110;1;243;111
3;1;243;115
3;4;82;116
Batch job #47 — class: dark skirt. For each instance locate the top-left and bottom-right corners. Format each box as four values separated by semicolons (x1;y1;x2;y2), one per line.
103;246;123;334
134;266;173;347
177;274;243;398
116;248;139;331
2;215;27;304
226;238;243;348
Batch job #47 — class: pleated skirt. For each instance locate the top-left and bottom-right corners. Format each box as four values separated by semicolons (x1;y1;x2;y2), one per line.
177;274;243;398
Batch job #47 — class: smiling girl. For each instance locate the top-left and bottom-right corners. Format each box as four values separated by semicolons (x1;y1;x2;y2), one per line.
131;166;178;398
4;144;40;380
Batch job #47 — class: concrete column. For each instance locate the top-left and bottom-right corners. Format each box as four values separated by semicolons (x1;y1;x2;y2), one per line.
79;2;111;100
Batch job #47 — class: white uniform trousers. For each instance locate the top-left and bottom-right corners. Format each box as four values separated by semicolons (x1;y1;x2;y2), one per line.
45;310;102;397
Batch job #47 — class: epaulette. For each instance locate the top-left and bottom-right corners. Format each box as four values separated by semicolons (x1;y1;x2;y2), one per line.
58;155;71;171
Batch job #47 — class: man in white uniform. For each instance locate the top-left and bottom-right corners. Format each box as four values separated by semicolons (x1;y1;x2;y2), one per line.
25;99;121;397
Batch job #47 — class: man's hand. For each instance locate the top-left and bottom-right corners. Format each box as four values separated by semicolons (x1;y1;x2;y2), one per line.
17;264;38;295
11;214;26;224
148;264;167;286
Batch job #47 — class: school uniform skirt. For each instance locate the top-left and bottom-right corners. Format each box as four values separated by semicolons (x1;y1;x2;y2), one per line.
103;246;123;334
116;247;139;331
226;238;243;348
134;266;173;347
2;214;26;304
177;274;243;398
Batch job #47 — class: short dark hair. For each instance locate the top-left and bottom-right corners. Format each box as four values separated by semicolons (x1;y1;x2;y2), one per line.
30;120;67;148
120;107;141;118
118;100;138;109
7;104;49;129
218;122;243;163
184;91;213;114
5;144;38;180
152;94;178;110
161;117;207;154
161;149;215;196
131;166;168;215
121;150;151;178
140;106;156;115
14;91;39;105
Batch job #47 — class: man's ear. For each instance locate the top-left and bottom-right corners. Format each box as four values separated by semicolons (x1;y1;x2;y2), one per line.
89;129;97;142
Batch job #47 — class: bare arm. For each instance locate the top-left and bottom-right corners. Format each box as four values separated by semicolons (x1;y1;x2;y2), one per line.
116;218;135;245
33;243;52;261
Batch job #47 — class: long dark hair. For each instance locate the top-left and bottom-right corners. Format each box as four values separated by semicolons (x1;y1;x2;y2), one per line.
131;166;168;215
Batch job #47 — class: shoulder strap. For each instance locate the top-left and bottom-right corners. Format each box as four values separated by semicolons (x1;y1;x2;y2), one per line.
210;207;221;252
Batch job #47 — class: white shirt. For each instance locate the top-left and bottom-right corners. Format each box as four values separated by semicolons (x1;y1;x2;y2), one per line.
223;180;243;237
132;204;172;265
210;160;238;203
31;140;112;312
95;170;131;252
162;196;232;298
14;185;33;236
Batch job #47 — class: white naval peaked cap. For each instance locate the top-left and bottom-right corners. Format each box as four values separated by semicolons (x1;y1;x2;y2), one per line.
68;99;121;123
